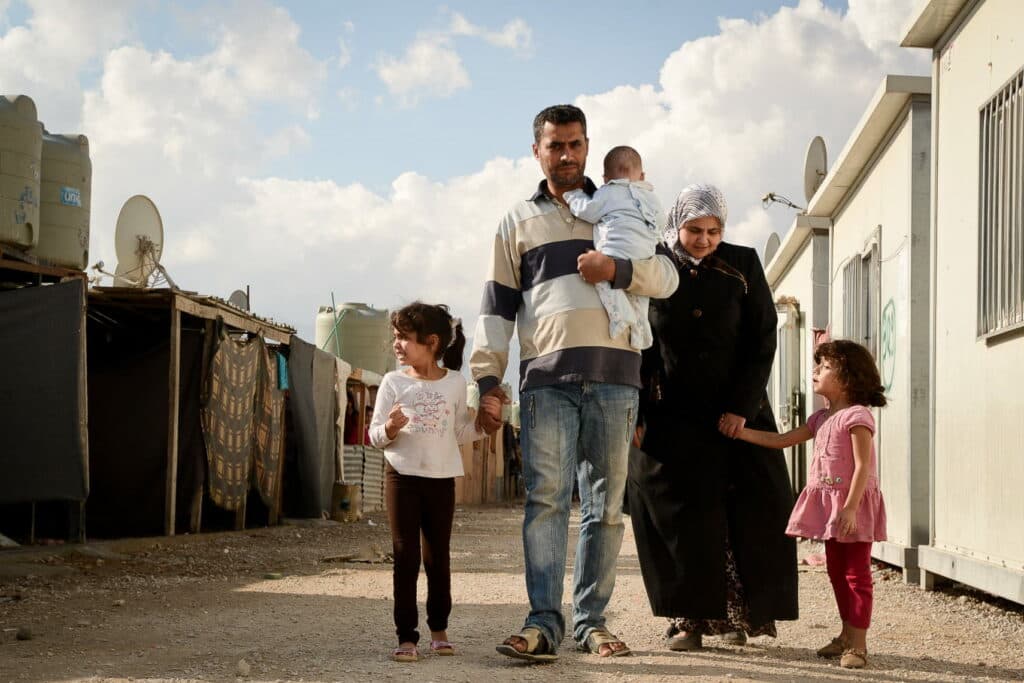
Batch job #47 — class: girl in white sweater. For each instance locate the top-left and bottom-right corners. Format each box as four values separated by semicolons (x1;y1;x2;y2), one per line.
369;301;497;662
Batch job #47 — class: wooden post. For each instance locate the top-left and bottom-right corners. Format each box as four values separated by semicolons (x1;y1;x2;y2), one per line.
189;487;203;535
234;495;247;530
76;277;89;539
190;319;216;535
270;403;286;526
358;385;368;445
480;434;490;503
165;304;181;536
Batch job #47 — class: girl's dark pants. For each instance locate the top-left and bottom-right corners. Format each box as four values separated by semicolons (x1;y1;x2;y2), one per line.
385;463;455;645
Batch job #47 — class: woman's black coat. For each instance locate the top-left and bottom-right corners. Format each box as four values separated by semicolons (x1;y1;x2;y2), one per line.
627;241;799;624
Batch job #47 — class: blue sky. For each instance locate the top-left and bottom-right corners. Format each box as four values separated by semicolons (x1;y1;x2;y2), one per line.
1;0;928;383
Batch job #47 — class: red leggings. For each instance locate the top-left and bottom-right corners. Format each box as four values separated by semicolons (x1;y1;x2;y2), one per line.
824;540;874;629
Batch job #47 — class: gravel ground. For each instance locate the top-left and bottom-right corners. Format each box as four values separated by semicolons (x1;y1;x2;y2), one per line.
0;505;1022;682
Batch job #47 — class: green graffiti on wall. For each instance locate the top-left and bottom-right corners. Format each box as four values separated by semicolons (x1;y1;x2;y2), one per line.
880;298;896;391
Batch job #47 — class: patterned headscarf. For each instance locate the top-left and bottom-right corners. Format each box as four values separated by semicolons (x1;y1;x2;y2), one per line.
662;183;728;253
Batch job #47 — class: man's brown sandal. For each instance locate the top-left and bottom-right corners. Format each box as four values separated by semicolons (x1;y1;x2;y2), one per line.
580;628;631;657
495;626;558;662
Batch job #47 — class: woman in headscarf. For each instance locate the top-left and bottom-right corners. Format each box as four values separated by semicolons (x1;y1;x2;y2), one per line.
627;184;798;650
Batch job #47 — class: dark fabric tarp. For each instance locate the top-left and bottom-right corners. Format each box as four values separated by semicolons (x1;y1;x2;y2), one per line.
312;347;337;513
0;281;88;503
285;336;337;517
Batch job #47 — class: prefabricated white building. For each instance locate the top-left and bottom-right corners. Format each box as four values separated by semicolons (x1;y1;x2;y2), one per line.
764;214;830;494
903;0;1024;602
766;75;933;582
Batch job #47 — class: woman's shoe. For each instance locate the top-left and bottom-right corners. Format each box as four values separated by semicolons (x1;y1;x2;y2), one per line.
720;631;747;646
840;647;868;669
667;631;702;651
816;636;848;658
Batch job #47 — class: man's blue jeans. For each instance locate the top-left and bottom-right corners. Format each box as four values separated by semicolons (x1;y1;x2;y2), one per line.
518;381;637;647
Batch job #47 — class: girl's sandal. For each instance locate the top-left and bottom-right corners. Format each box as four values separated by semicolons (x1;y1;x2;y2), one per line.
430;640;455;656
392;645;418;662
840;647;868;669
495;626;558;662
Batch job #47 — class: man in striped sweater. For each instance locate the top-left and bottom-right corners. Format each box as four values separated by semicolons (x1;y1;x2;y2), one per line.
472;104;679;661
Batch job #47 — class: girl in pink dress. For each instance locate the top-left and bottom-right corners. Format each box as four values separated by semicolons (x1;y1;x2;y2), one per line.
723;340;886;669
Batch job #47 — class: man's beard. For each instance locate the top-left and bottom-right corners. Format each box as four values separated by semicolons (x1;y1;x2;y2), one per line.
549;163;583;189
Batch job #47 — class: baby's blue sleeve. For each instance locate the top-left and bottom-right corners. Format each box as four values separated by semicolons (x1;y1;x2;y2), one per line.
566;188;608;223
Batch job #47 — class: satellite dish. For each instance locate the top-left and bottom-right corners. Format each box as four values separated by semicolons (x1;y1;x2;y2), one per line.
803;136;828;203
114;195;164;287
228;289;249;311
764;232;782;266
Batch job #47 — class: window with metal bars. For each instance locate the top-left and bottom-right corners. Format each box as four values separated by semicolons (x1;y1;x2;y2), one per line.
842;244;879;357
978;67;1024;338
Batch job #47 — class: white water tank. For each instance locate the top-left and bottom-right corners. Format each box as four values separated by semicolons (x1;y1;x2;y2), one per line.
315;303;393;375
34;132;91;269
0;95;41;249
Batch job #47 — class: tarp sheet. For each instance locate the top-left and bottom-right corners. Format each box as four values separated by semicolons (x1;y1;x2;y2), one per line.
285;336;337;517
0;281;88;503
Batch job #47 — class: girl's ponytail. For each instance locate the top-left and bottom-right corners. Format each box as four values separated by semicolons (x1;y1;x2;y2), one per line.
866;387;887;408
442;318;466;371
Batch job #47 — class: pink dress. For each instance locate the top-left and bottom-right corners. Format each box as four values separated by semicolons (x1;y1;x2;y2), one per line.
786;405;887;543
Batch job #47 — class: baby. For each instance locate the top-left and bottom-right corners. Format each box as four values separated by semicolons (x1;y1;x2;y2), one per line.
566;146;662;349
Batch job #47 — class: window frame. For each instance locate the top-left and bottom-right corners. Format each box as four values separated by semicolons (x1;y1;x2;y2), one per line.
977;66;1024;340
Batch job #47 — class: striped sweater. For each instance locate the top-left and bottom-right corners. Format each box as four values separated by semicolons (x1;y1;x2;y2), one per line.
471;179;680;395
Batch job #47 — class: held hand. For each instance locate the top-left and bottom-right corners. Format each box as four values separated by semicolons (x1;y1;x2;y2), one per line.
632;425;644;448
475;387;509;435
837;506;859;537
385;403;409;440
717;412;746;439
577;250;616;285
479;395;503;424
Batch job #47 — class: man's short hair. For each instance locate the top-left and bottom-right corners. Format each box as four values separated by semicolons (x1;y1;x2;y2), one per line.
533;104;587;142
603;146;642;178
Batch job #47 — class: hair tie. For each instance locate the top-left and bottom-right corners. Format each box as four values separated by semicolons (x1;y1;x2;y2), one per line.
447;317;462;348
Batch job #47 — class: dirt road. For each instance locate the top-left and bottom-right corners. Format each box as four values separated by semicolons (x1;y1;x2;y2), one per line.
1;505;1022;682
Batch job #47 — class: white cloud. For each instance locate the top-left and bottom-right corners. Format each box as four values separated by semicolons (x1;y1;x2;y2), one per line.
375;34;469;107
0;0;132;129
846;0;922;50
206;1;325;106
338;20;354;69
448;12;532;54
337;86;359;111
374;12;533;106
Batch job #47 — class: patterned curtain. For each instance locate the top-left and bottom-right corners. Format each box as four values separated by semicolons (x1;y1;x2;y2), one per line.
202;329;260;510
252;340;285;507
